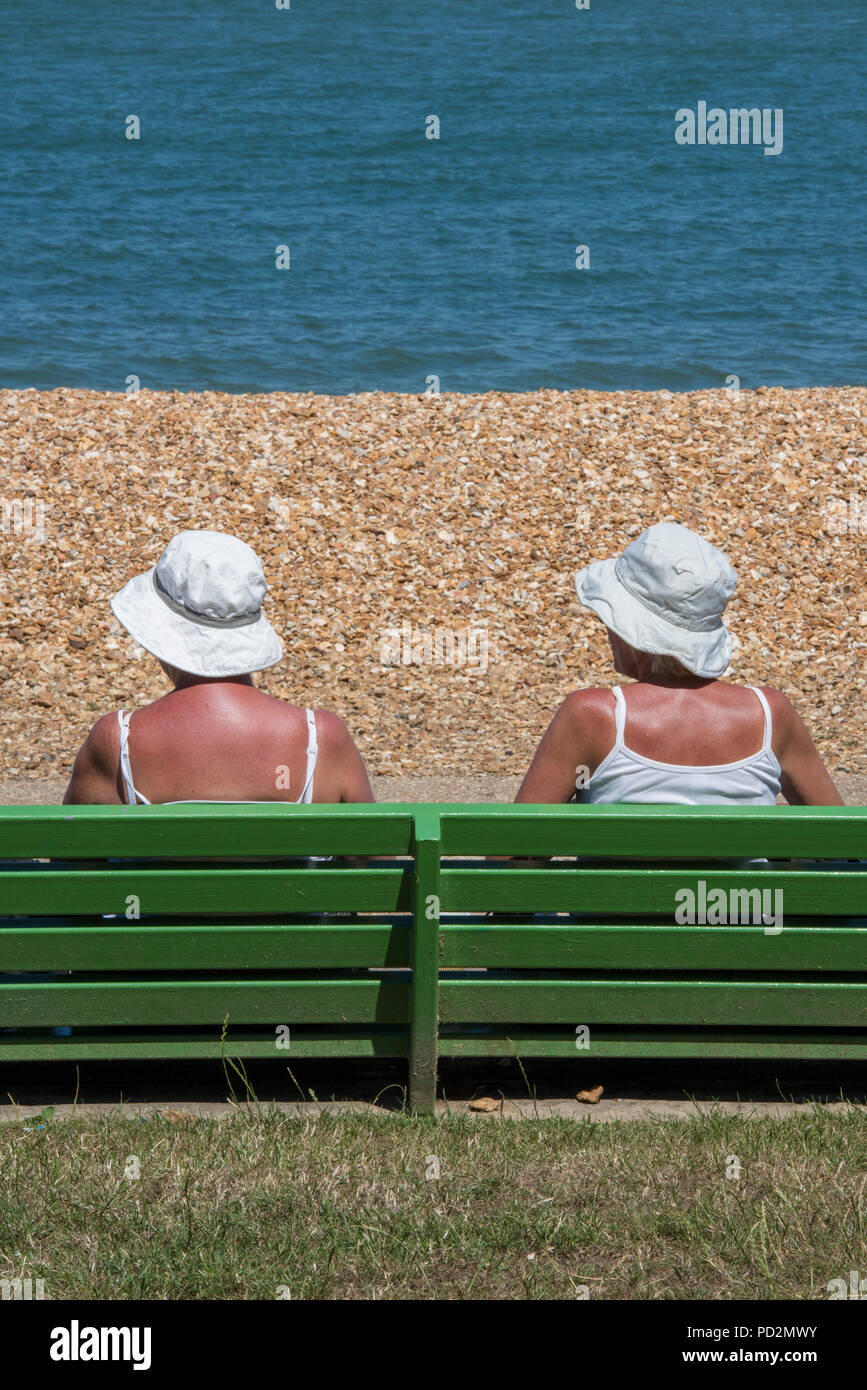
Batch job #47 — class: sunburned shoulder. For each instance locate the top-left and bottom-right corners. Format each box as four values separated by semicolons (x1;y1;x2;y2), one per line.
250;692;350;737
64;711;123;802
81;711;122;771
311;707;356;750
754;686;790;708
560;687;618;722
557;687;619;743
236;696;356;753
753;686;803;744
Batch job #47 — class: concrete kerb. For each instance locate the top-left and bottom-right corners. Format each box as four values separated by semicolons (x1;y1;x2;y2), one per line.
1;1098;865;1124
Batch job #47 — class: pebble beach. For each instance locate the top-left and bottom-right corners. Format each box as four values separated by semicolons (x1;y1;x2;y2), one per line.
0;386;864;788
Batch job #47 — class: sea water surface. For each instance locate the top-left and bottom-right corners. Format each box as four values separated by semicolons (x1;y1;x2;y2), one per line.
0;0;864;393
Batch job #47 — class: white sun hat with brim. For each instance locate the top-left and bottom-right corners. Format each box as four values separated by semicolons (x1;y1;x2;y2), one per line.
574;521;737;679
110;530;283;678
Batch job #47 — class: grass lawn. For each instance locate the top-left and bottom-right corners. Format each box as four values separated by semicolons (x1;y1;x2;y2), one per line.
1;1102;864;1301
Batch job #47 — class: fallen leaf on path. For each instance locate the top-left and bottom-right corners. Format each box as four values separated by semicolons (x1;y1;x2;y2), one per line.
576;1086;604;1105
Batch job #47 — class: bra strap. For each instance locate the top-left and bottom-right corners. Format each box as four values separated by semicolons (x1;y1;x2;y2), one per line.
116;711;135;805
297;708;318;804
749;686;773;752
611;686;627;745
116;710;151;805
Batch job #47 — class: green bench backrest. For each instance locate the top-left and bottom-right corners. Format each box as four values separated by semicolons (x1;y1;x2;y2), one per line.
431;804;867;1039
0;805;416;1034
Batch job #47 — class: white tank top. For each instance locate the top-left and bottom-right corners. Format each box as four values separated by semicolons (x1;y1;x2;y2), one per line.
116;707;319;806
579;686;782;806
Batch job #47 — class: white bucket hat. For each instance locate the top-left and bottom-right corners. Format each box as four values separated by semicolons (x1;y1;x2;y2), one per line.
110;530;283;678
574;522;737;678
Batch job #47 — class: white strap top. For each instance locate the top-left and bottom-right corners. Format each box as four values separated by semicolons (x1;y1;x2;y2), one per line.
116;708;319;806
579;686;782;806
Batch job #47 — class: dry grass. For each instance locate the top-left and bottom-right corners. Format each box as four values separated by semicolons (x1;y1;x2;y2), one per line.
1;1103;865;1300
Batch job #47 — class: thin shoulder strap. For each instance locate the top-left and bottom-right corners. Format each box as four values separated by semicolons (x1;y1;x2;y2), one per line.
296;708;318;804
749;686;773;751
116;710;151;806
116;711;135;805
611;686;627;745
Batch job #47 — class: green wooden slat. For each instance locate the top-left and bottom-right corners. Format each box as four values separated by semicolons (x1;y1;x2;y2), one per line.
437;1028;867;1061
409;808;441;1114
0;868;411;916
439;924;867;972
6;803;863;860
438;804;867;858
0;857;409;874
438;980;867;1027
7;1029;861;1064
0;1028;410;1062
440;869;867;916
0;804;415;859
0;922;411;971
1;977;410;1027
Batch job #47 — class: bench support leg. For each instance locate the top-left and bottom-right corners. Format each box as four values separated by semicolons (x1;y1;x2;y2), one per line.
410;813;441;1115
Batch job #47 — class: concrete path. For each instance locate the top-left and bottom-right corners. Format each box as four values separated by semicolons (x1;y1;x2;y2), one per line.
1;773;865;804
3;1097;865;1124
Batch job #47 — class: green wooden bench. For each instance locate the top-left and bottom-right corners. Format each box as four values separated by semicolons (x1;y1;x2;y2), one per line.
0;805;420;1089
1;804;865;1113
420;804;867;1111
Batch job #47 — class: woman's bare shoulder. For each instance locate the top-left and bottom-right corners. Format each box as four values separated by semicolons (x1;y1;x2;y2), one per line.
562;685;618;715
755;686;798;725
558;686;618;735
311;707;360;750
82;710;123;765
64;710;123;802
755;686;819;751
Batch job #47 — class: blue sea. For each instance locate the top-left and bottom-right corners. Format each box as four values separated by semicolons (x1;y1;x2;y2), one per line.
1;0;863;393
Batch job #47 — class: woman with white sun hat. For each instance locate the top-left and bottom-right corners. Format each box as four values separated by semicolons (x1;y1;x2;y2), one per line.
515;522;842;806
64;530;374;806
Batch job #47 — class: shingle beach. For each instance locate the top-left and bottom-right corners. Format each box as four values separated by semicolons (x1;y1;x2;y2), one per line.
0;386;864;782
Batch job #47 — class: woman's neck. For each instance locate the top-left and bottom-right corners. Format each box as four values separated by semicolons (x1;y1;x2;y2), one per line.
172;673;255;692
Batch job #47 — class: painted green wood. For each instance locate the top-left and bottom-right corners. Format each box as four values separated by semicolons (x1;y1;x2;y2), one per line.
2;802;865;1100
437;1029;867;1060
0;922;411;971
2;977;411;1027
7;803;862;861
0;804;415;859
5;1030;864;1063
0;1028;410;1061
440;869;867;915
438;979;867;1027
0;857;408;874
438;924;867;971
409;807;441;1114
438;804;867;858
0;868;411;916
